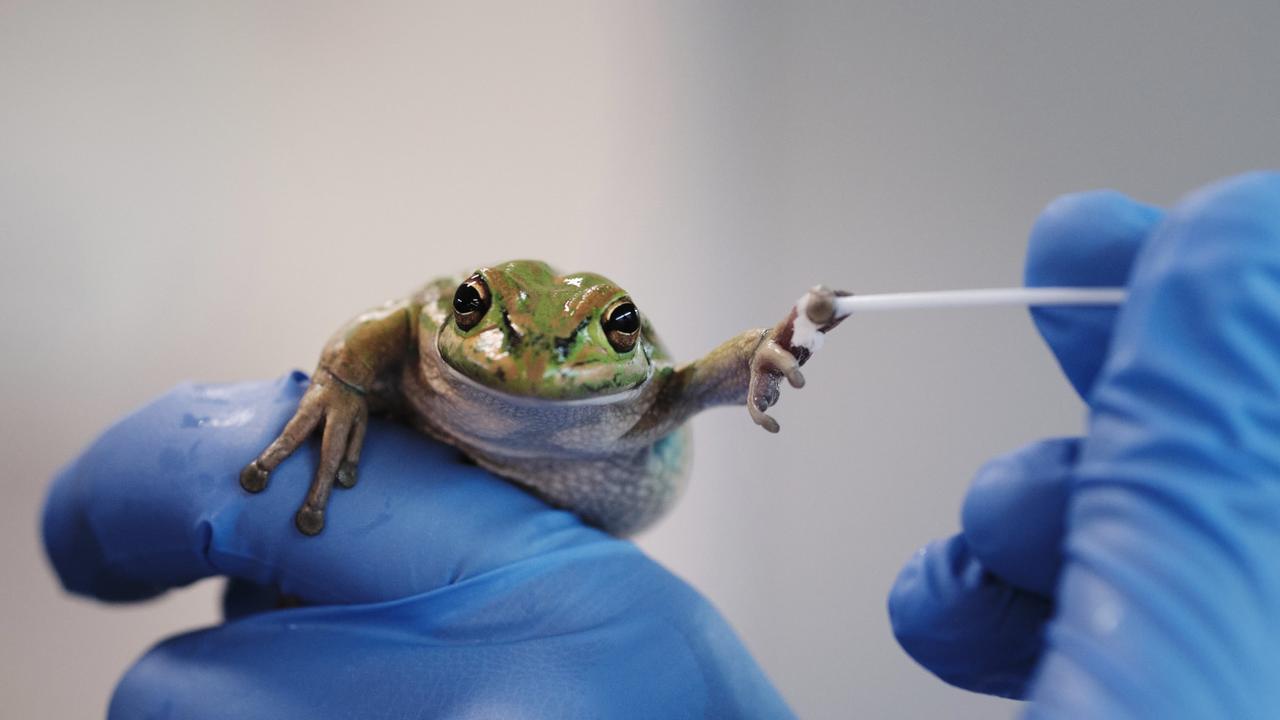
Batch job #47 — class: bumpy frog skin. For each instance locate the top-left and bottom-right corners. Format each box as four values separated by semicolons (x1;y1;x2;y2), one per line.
240;260;833;536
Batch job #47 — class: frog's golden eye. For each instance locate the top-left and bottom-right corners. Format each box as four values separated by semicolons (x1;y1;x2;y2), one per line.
602;299;641;353
453;274;491;331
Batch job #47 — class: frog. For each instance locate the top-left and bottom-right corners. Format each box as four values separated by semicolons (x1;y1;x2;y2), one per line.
239;260;842;536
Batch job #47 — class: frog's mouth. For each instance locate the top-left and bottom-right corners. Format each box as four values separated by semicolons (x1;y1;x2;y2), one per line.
432;333;652;406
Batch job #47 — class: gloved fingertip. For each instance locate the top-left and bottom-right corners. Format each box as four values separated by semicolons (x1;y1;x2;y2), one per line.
1026;190;1163;288
1023;191;1163;399
888;536;1050;699
888;537;987;645
961;439;1074;596
42;459;164;602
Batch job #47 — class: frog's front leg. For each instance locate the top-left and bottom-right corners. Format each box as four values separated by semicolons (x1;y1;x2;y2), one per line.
630;287;847;440
748;285;849;432
240;299;417;535
240;370;370;534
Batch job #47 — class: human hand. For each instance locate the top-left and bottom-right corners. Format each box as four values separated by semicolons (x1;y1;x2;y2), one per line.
43;373;792;719
888;172;1280;717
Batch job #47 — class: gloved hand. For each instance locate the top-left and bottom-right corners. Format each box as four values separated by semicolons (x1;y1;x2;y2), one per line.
42;373;792;719
888;171;1280;717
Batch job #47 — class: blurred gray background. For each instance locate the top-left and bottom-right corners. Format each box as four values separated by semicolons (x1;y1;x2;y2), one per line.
3;1;1279;717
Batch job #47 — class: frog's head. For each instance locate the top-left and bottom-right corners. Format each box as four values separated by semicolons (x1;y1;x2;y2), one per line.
435;260;653;400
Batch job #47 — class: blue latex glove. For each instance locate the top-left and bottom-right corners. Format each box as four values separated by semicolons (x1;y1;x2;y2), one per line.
43;373;793;719
888;171;1280;717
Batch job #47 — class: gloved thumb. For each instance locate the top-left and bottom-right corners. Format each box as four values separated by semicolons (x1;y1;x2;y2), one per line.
1027;171;1280;719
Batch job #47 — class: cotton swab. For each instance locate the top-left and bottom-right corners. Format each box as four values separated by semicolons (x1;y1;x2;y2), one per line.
785;286;1126;355
830;287;1126;313
745;285;1129;432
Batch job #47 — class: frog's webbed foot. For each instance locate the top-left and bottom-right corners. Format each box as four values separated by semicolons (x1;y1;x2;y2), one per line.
747;285;846;433
240;369;369;536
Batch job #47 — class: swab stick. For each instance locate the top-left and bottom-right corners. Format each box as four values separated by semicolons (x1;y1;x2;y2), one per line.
782;286;1125;357
747;285;1126;431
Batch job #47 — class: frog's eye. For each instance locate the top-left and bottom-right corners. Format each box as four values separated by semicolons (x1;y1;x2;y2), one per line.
453;274;491;331
602;299;641;353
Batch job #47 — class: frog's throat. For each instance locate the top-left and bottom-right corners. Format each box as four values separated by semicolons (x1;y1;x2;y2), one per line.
431;334;652;407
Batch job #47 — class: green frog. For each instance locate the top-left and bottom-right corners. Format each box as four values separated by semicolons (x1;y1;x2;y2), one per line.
240;260;838;536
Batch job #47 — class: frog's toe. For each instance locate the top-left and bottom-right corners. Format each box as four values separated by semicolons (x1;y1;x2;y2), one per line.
239;461;270;493
335;460;359;489
295;505;326;536
749;404;781;434
781;362;805;389
762;340;804;388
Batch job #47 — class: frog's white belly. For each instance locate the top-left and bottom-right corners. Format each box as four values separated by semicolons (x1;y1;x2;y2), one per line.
400;345;690;535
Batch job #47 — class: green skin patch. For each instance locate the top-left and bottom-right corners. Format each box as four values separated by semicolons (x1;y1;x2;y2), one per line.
435;260;656;400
